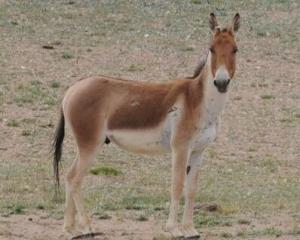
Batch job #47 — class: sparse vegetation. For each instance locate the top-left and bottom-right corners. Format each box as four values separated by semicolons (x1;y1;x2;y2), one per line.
194;213;233;227
220;232;233;238
21;129;31;136
191;0;201;4
237;227;284;238
36;204;45;210
136;214;148;221
7;119;19;127
127;64;145;72
50;81;60;88
93;212;112;220
62;52;73;59
238;219;251;225
0;0;299;239
7;204;26;215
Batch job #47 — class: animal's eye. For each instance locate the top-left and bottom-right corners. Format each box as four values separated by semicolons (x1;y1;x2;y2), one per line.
209;47;215;54
232;48;238;54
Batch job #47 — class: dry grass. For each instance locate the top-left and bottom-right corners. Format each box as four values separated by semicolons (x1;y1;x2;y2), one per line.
0;0;299;239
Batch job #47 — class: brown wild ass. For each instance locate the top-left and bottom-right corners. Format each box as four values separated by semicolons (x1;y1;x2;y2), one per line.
53;13;240;239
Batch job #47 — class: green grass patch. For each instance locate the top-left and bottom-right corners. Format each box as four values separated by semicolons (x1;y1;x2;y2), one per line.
90;166;122;176
136;214;148;221
127;64;145;72
7;119;20;127
258;156;279;173
50;81;60;88
220;232;233;238
21;129;31;136
180;46;194;52
93;212;112;220
191;0;201;4
280;108;300;126
237;227;283;238
121;195;167;210
36;203;45;210
7;203;26;215
261;94;275;100
194;213;232;227
62;52;73;59
236;226;300;238
238;219;251;225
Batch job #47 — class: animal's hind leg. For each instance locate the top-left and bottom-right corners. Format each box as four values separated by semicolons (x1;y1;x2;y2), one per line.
66;142;100;235
64;159;79;237
73;146;98;233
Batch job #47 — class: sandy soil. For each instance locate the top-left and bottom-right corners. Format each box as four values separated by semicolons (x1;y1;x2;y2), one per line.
0;1;299;240
1;212;300;240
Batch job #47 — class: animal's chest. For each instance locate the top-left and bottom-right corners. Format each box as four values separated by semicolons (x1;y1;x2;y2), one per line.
191;92;226;151
192;121;217;150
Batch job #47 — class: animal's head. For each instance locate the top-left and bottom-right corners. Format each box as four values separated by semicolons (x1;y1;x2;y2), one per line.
208;13;240;93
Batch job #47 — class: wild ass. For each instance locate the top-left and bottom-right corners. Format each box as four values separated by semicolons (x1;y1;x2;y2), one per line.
53;13;240;239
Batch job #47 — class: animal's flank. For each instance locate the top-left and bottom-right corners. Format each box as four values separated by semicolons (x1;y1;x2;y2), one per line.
107;80;189;130
107;92;167;129
52;109;65;190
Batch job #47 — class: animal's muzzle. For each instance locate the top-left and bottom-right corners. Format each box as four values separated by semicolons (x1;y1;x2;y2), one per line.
214;79;230;93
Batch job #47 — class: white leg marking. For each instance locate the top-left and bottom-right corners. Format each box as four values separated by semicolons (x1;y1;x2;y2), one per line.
182;151;203;238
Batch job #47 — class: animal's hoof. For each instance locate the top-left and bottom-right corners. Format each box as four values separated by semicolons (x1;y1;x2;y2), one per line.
71;232;104;239
64;226;81;240
64;231;73;240
182;225;200;239
184;236;200;240
165;223;184;239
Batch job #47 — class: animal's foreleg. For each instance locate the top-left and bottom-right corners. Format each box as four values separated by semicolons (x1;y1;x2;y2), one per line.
182;151;203;238
166;148;189;238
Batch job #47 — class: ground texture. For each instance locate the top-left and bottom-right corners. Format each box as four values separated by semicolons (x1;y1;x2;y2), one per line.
0;0;299;239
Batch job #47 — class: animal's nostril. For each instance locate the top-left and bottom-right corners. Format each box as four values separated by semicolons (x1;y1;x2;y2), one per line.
213;80;218;87
214;79;229;87
214;79;230;93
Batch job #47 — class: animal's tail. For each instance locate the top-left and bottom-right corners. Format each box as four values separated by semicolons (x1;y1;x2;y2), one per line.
52;109;65;191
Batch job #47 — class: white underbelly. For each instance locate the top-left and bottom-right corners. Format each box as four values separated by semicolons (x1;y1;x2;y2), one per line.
106;127;171;154
106;99;182;155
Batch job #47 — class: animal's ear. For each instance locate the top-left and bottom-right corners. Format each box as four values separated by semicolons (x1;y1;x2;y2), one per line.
209;13;218;31
232;13;240;32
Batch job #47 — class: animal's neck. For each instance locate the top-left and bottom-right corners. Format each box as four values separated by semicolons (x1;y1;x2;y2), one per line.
198;51;228;122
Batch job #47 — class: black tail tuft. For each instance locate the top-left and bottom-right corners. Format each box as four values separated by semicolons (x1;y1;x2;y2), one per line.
52;110;65;192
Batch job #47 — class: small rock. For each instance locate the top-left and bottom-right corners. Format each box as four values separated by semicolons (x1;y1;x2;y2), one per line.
42;45;54;50
194;203;220;212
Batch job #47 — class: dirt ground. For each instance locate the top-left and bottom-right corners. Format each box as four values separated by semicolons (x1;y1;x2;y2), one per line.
1;212;300;240
0;1;299;240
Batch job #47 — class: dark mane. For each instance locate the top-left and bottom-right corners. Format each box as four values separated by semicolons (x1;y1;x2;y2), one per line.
187;50;208;79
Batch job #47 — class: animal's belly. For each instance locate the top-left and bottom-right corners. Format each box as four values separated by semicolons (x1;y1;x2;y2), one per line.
192;124;217;150
106;128;170;155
